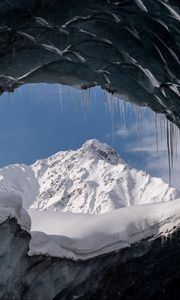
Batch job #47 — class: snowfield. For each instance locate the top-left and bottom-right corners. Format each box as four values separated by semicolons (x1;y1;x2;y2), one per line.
0;139;178;214
29;199;180;260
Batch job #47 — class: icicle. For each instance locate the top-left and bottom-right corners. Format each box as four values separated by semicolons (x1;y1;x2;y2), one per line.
170;123;174;168
155;113;159;155
81;88;90;123
94;87;97;109
161;235;165;247
159;114;163;147
166;120;172;186
57;84;63;112
71;87;79;128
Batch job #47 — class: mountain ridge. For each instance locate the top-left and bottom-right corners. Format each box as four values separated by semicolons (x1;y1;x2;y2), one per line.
0;139;178;214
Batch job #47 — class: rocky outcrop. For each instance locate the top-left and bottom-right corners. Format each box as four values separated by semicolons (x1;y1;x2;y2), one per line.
0;216;180;300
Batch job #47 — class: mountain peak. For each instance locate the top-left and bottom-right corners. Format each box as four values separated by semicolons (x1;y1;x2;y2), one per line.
80;139;121;164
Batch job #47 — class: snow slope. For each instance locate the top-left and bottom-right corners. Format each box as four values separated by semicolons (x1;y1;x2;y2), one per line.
0;139;178;213
29;198;180;260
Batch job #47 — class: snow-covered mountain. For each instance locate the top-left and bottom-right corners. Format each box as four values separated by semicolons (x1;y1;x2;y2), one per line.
0;139;178;214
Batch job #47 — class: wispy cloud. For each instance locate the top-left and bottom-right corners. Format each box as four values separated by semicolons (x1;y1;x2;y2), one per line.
109;111;180;190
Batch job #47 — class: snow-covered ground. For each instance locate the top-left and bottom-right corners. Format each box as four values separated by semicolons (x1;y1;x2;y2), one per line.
29;199;180;260
0;139;178;214
1;188;180;261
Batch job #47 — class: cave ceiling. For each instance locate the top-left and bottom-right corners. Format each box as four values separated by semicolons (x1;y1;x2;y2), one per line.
0;0;179;125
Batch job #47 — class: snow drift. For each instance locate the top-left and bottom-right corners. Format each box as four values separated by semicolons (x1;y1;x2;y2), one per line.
1;191;180;261
29;198;180;260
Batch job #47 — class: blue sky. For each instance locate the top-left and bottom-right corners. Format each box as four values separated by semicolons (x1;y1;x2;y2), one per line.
0;84;133;165
0;84;179;189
